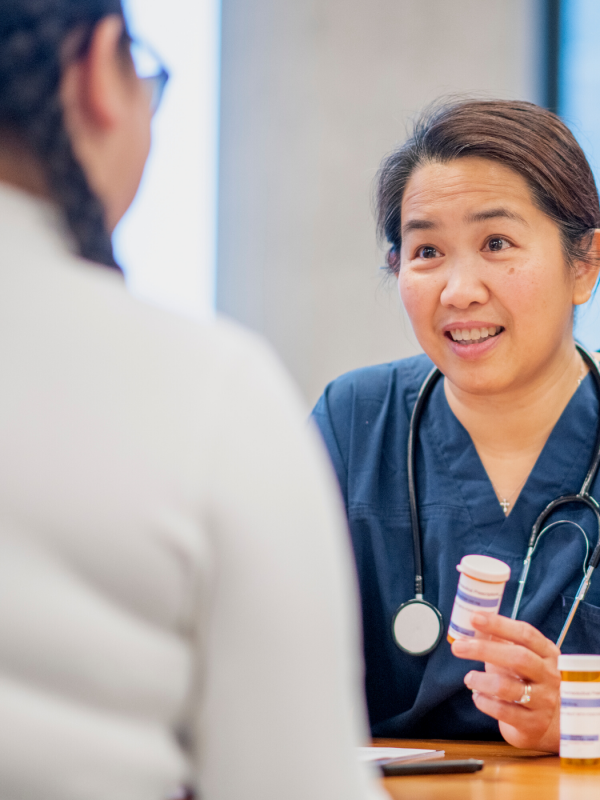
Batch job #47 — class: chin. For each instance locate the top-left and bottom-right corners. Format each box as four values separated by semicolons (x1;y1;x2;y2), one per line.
106;190;137;231
425;350;501;394
447;366;512;396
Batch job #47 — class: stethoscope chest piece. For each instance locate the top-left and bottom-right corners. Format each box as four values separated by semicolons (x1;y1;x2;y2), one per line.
392;598;443;656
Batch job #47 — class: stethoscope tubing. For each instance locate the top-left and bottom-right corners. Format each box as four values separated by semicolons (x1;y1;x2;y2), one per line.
511;494;600;620
407;365;443;598
510;346;600;647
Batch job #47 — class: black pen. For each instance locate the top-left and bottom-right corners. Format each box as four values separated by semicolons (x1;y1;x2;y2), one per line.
382;758;484;776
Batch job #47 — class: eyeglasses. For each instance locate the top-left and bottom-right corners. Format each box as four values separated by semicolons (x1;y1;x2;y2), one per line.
129;38;170;115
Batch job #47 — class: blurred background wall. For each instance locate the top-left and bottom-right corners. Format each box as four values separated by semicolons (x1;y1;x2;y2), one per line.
116;0;600;405
216;0;545;405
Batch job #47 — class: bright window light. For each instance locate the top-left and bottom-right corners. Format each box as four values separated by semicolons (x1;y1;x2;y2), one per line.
560;0;600;349
113;0;220;321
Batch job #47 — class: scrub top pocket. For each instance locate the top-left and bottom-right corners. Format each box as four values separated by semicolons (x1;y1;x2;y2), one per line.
560;596;600;654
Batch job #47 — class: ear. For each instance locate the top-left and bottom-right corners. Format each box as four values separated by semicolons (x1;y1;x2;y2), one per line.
61;15;129;134
572;229;600;306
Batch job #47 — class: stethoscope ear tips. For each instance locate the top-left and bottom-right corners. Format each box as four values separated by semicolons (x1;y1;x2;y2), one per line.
392;598;444;656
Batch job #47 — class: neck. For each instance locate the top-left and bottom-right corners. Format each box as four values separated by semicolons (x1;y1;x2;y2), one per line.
444;342;585;498
0;131;49;199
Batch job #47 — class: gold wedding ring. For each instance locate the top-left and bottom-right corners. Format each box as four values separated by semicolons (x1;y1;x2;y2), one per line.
515;683;532;705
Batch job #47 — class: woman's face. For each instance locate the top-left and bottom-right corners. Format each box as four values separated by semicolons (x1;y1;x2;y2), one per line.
112;39;155;227
61;16;153;230
398;156;591;395
97;27;153;229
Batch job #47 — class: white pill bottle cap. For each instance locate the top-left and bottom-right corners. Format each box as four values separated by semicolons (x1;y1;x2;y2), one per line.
457;554;511;583
558;655;600;671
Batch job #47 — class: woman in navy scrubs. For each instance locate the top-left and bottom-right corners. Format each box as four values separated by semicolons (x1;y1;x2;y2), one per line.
312;100;600;752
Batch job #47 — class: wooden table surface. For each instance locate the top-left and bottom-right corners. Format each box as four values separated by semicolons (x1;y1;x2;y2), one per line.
375;738;600;799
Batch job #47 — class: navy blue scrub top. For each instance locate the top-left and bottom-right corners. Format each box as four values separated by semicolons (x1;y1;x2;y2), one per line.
312;354;600;741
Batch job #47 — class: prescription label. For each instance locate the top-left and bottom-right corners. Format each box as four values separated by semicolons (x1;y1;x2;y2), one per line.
447;572;504;642
560;681;600;760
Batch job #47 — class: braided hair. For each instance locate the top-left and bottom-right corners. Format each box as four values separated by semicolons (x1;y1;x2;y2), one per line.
0;0;127;271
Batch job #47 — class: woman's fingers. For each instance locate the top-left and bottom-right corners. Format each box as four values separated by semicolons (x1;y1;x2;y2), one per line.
452;636;543;682
451;613;561;751
465;670;559;751
471;613;560;659
465;670;537;707
451;615;560;683
470;690;559;751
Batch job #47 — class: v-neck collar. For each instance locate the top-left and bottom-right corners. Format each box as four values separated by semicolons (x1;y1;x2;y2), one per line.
424;371;599;558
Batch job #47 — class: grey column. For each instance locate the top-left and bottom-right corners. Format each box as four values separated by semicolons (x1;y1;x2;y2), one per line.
217;0;543;404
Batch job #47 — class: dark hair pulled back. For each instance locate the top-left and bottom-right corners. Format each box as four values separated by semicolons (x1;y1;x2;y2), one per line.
377;99;600;275
0;0;127;271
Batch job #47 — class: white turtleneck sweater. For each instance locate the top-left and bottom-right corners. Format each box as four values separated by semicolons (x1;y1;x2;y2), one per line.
0;183;386;800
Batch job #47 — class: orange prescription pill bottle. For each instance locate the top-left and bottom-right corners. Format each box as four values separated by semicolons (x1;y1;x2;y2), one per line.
559;654;600;767
447;554;511;645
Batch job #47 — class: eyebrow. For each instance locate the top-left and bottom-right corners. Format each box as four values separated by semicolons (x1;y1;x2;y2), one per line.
401;207;528;236
465;207;528;226
402;218;437;235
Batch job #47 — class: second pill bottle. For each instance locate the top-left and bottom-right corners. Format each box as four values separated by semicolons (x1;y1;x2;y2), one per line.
559;654;600;767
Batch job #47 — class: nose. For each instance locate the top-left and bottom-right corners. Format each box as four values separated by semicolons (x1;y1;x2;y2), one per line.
439;256;490;309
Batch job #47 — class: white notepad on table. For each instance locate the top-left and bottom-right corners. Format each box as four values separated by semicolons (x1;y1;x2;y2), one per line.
358;746;445;765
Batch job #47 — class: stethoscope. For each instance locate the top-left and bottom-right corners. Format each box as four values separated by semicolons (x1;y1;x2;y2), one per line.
392;344;600;657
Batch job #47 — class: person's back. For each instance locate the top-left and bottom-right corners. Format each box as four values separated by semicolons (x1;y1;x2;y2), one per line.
0;4;386;799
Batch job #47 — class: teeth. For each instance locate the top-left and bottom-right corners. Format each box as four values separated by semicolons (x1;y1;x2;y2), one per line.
450;326;501;343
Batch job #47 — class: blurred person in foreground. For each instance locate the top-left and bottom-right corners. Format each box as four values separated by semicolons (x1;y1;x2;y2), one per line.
0;3;387;800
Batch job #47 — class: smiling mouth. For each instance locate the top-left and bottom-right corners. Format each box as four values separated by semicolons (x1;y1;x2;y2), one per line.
446;325;504;345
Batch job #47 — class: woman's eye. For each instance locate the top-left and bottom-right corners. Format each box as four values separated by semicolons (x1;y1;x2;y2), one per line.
416;245;440;259
485;237;511;252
